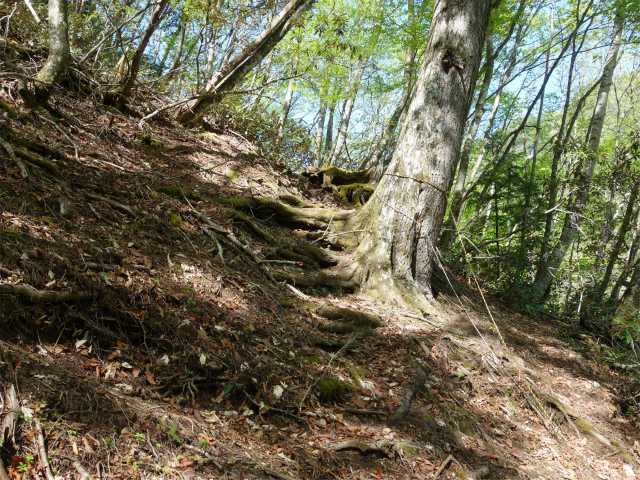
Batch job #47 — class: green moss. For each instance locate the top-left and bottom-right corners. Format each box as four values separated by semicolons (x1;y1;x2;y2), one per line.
279;298;295;309
124;222;143;233
315;379;357;404
169;214;183;228
154;184;202;202
138;132;167;153
299;302;317;313
334;184;375;207
302;355;322;365
224;169;240;181
397;442;417;457
218;197;252;209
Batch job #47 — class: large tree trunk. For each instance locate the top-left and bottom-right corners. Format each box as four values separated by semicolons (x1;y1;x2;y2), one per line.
111;0;170;104
177;0;315;126
532;10;624;300
347;0;492;313
438;29;494;249
34;0;70;104
326;55;369;166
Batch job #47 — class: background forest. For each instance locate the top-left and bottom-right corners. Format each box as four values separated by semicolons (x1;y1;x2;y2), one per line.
3;0;640;479
3;0;640;352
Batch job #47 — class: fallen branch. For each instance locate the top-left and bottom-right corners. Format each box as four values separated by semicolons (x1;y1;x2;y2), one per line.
340;407;387;417
0;136;29;178
0;383;20;443
34;418;55;480
332;439;392;457
0;266;20;277
386;364;427;426
286;284;311;300
0;284;91;304
432;455;453;480
0;458;9;480
85;192;134;217
71;460;91;480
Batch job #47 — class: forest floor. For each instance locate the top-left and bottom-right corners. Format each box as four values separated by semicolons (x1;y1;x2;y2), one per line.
1;58;640;480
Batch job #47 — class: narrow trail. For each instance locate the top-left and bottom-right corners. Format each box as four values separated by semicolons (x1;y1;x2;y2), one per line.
1;72;639;480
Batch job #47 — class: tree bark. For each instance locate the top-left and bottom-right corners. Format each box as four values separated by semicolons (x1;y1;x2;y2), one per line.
533;9;624;300
177;0;316;126
438;29;494;249
348;0;492;311
34;0;70;103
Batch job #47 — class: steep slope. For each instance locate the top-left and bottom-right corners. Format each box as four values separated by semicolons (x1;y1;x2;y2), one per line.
1;58;640;480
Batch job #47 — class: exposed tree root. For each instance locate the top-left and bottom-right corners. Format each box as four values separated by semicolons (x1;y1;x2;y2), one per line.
228;210;276;244
0;284;91;304
273;271;356;291
316;304;382;328
279;194;321;208
13;148;61;178
527;378;639;465
230;196;352;230
301;167;375;207
317;321;376;336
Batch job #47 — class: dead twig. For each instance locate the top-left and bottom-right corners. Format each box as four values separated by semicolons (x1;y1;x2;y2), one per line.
0;457;10;480
0;283;91;304
193;209;276;284
34;418;55;480
85;192;135;217
0;136;29;178
432;455;453;480
71;460;91;480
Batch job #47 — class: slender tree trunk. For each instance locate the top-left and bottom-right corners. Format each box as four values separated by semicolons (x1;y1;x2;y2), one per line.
361;0;417;181
533;9;624;300
611;214;640;308
314;100;326;166
276;73;296;141
113;0;170;103
348;0;492;312
167;17;186;76
327;55;369;166
324;102;336;161
177;0;316;126
34;0;70;104
597;177;640;300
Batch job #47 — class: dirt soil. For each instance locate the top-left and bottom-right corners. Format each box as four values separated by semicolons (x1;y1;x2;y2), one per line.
1;57;640;480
